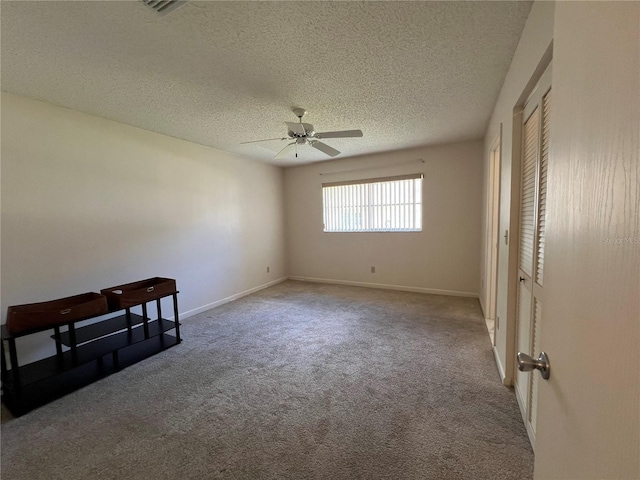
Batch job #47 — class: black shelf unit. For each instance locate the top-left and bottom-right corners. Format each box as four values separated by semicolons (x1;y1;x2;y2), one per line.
1;292;182;416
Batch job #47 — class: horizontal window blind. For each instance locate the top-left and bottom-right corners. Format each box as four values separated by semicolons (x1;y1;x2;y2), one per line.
322;174;423;232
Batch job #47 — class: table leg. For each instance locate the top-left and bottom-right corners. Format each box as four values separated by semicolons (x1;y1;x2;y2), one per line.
141;303;150;339
8;338;21;392
172;293;181;343
53;326;64;360
1;339;8;383
156;298;164;339
68;323;78;365
112;350;120;371
125;307;133;334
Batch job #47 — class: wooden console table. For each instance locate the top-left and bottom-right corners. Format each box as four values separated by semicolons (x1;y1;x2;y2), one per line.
1;280;181;416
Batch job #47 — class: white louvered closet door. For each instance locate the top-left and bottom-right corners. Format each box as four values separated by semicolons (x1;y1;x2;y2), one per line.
515;64;552;450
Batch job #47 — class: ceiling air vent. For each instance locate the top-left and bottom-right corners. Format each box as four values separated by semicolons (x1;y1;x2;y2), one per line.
142;0;188;16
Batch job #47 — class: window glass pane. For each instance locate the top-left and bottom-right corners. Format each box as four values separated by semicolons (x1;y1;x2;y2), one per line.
322;175;422;232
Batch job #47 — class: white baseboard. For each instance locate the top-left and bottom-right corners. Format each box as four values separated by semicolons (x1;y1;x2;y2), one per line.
492;345;511;386
175;277;288;320
173;275;478;323
288;276;478;298
479;295;486;317
515;383;528;426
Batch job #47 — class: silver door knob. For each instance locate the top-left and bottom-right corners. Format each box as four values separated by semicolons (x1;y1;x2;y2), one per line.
517;352;551;380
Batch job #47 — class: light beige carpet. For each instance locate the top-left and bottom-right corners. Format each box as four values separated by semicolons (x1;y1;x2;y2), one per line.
1;281;533;479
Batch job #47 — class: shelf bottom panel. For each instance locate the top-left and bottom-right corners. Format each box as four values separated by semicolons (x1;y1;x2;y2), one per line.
2;334;179;417
7;319;178;387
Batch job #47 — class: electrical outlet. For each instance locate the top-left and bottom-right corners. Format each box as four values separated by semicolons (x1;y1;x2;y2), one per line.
266;266;270;273
371;266;375;273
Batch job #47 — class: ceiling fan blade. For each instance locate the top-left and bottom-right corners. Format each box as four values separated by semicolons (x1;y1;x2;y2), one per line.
240;137;288;144
311;141;340;157
285;122;306;136
274;142;296;159
315;129;363;139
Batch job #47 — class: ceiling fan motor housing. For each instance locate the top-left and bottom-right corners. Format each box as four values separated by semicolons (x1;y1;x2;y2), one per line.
292;108;307;119
288;123;315;137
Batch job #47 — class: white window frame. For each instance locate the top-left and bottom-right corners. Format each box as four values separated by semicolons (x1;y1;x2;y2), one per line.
322;174;423;233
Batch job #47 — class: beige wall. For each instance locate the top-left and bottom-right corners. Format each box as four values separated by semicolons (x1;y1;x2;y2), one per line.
480;1;555;383
284;141;483;296
1;93;287;364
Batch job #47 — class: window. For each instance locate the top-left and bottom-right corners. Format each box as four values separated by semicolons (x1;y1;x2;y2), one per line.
322;174;423;232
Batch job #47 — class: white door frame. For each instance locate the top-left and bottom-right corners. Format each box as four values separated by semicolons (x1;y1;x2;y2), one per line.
504;45;553;449
514;63;552;449
484;131;502;345
503;44;554;388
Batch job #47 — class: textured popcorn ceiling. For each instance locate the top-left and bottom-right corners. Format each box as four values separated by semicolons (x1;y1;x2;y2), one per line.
1;1;532;166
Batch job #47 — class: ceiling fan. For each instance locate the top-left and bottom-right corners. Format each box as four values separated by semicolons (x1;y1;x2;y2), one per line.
241;108;363;159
